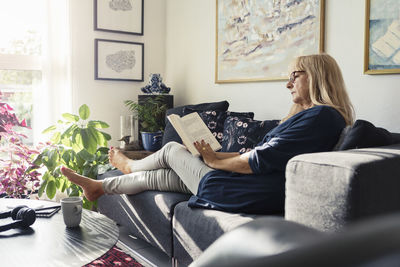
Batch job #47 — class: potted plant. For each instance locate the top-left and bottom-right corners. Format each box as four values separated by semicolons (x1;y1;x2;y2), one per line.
31;104;113;209
124;95;168;151
0;96;41;199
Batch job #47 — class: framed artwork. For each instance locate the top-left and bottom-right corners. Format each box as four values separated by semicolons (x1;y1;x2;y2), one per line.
94;0;144;35
95;39;144;82
364;0;400;74
215;0;325;83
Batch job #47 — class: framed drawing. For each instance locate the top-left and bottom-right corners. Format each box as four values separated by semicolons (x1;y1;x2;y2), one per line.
364;0;400;74
95;39;144;82
94;0;144;35
215;0;325;83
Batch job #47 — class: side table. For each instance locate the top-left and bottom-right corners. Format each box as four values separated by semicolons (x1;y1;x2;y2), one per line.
122;150;154;160
0;199;119;267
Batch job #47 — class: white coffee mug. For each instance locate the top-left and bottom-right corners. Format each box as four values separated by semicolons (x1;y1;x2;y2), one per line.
61;197;83;227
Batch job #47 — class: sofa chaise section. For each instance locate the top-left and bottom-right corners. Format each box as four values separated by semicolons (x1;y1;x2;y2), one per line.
97;169;191;257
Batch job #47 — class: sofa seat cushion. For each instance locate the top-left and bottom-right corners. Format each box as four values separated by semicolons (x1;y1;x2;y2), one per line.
190;217;325;267
172;201;268;266
97;170;190;257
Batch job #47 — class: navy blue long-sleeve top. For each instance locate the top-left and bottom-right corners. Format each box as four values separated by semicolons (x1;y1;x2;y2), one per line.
188;105;346;214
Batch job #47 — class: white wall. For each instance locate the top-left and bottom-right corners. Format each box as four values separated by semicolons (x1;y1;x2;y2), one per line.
69;0;166;147
165;0;400;132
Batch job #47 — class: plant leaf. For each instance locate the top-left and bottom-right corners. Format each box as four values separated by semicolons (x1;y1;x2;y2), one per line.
42;125;57;134
87;126;99;145
79;104;90;120
77;149;94;162
46;180;57;199
38;179;47;197
88;120;109;129
61;124;77;139
61;178;69;192
80;128;96;154
62;113;79;122
99;131;111;141
51;132;61;144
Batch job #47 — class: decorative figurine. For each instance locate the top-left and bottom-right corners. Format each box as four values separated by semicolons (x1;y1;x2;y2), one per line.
141;73;171;94
118;136;142;151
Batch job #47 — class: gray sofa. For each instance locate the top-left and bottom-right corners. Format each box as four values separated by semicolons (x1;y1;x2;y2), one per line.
97;135;400;266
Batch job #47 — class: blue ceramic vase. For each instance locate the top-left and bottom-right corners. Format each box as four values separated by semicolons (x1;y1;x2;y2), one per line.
141;131;163;151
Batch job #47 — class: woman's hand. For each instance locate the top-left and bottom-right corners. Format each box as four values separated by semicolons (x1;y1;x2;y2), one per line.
193;140;217;167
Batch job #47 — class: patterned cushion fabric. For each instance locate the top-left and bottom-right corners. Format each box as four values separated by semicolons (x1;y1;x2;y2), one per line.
221;117;279;153
161;101;230;146
184;109;255;144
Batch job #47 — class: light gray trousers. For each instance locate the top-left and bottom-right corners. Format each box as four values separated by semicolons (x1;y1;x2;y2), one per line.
102;142;214;195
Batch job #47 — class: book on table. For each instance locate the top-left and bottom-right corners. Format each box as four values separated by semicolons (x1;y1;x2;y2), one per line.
167;112;222;156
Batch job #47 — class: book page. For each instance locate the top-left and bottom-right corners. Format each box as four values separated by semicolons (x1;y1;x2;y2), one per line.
167;112;221;155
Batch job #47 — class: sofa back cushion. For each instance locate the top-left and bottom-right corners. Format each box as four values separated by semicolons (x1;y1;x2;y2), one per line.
338;120;393;150
162;100;229;146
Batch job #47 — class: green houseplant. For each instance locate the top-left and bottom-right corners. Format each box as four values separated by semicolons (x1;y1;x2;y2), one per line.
124;95;168;151
32;104;112;209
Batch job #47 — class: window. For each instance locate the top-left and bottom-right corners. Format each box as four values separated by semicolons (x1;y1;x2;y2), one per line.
0;0;45;145
0;0;71;145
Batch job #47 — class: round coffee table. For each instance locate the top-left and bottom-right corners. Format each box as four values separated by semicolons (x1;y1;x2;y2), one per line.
0;198;119;267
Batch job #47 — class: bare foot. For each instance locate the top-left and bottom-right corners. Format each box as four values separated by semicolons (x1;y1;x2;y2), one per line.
60;166;105;201
108;147;134;174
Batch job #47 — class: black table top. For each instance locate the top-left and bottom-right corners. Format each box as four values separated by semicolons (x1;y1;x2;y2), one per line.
0;198;119;267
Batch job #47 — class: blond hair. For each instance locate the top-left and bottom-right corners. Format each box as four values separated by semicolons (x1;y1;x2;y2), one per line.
281;54;354;125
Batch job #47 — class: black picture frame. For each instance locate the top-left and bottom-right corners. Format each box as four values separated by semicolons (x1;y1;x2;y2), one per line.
95;38;144;82
94;0;144;35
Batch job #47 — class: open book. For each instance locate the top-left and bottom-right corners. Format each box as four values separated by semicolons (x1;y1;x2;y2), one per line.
167;112;222;156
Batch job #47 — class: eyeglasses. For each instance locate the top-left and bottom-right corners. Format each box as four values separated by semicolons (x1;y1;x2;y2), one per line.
289;71;306;83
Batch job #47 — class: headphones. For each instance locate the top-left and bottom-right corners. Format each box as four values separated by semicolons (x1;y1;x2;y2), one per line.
0;205;36;232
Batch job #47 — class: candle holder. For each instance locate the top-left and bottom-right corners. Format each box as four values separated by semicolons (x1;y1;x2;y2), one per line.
119;115;139;149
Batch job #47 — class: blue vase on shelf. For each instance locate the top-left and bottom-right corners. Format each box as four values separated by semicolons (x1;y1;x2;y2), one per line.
141;131;163;152
141;74;171;94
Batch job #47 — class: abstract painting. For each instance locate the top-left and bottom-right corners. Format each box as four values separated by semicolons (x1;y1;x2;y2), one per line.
95;39;144;81
364;0;400;74
94;0;144;35
216;0;325;83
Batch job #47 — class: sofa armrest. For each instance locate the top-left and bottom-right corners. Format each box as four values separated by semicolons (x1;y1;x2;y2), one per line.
285;143;400;232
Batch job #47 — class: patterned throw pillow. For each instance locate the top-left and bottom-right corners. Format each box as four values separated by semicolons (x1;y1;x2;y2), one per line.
222;117;279;153
184;109;255;144
162;101;230;146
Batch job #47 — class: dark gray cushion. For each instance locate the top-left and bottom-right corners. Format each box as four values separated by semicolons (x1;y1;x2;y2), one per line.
391;133;400;144
97;170;190;257
172;201;264;266
338;120;393;150
162;100;229;146
190;217;325;267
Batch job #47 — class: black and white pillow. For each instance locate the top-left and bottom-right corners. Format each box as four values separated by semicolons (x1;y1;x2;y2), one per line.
161;101;230;146
221;117;279;153
186;109;254;144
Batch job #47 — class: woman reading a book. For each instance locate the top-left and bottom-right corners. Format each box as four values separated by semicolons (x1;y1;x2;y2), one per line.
61;53;354;214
